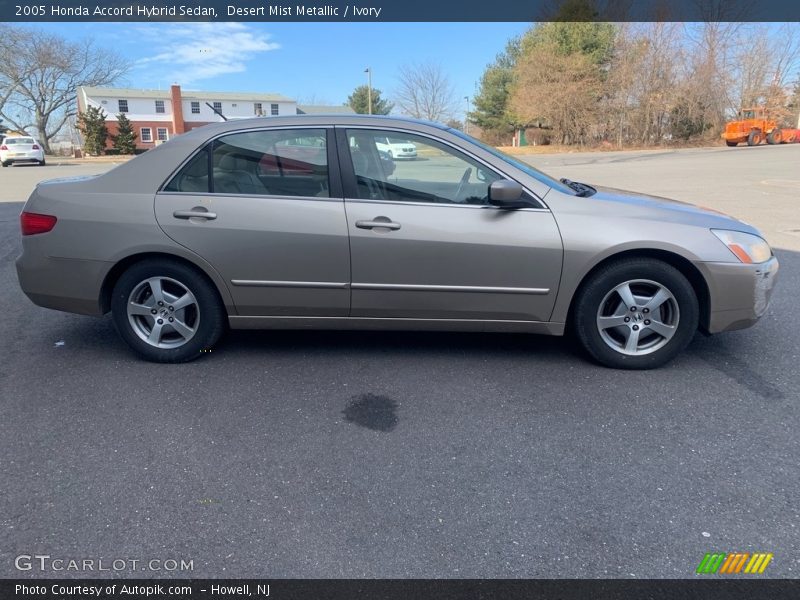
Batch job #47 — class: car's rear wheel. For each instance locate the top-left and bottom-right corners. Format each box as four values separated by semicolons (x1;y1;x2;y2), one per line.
111;260;226;362
1;162;8;167
573;258;699;369
38;159;46;166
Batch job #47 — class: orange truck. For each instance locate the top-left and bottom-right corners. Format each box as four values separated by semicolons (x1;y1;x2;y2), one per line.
721;107;800;146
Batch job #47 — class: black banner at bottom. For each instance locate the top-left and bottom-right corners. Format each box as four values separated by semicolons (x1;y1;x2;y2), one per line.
4;579;800;600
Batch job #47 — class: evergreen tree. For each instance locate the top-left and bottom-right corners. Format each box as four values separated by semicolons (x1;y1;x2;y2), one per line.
76;106;108;155
113;112;137;154
469;38;522;140
347;85;393;115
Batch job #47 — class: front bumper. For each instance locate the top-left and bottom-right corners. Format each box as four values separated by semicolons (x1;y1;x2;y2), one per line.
700;256;779;333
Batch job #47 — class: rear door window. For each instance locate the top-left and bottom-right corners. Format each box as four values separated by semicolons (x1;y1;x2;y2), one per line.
213;129;329;197
163;128;330;198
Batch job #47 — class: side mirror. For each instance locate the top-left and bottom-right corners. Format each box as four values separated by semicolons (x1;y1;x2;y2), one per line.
488;180;527;208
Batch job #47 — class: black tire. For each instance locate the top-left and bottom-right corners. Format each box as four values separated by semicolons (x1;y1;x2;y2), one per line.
39;159;46;166
572;258;699;369
725;141;737;147
766;130;781;145
111;259;226;363
1;162;8;167
747;130;761;146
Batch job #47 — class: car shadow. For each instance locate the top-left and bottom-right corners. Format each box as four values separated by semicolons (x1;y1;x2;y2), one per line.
221;328;577;362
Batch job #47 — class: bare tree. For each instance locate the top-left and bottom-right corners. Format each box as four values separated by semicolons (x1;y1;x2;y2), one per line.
0;25;128;152
605;23;683;146
510;41;605;145
395;62;458;122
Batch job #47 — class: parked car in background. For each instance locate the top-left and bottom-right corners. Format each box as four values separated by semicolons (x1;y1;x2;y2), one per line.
16;115;778;368
374;135;417;159
1;136;45;166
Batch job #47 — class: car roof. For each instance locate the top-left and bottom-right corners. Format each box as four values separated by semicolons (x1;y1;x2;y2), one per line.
178;114;450;141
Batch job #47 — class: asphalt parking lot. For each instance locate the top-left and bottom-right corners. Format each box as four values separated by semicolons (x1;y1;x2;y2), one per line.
1;147;798;578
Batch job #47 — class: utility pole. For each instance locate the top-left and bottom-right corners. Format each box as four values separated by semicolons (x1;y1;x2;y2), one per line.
365;67;373;115
464;96;470;134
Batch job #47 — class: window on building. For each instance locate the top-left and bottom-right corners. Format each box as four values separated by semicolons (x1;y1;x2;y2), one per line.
157;128;169;141
270;103;280;116
155;100;165;114
254;103;262;115
140;128;152;143
191;101;200;114
118;99;129;113
213;101;222;112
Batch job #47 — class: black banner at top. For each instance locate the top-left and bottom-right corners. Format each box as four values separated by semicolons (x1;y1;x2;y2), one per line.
2;0;800;22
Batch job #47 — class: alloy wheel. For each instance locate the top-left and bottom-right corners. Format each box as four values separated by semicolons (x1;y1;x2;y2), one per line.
126;276;199;349
595;279;680;356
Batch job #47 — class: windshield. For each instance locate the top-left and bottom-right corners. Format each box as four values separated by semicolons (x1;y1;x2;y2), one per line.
446;128;577;195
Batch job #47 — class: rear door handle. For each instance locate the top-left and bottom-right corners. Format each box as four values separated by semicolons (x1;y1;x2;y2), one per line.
173;209;217;220
355;218;401;231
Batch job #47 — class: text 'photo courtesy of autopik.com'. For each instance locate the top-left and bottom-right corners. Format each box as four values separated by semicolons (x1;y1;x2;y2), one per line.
1;0;799;599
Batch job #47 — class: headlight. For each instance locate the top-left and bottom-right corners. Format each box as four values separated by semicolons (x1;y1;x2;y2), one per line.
711;229;772;264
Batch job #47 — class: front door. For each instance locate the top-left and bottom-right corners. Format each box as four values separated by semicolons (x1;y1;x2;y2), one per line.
339;128;563;322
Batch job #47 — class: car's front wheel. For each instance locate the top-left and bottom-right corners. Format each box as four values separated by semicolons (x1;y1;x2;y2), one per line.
573;258;699;369
111;259;226;362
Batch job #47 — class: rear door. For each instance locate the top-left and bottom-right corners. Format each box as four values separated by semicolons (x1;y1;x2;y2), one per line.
337;127;563;322
154;127;351;316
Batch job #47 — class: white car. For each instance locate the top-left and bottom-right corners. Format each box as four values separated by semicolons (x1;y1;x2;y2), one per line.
374;135;417;159
1;136;46;167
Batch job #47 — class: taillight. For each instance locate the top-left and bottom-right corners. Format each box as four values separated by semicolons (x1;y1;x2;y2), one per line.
0;145;7;151
32;144;40;150
20;211;57;235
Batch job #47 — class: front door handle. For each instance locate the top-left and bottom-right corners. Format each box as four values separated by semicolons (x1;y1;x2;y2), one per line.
355;217;401;231
173;209;217;220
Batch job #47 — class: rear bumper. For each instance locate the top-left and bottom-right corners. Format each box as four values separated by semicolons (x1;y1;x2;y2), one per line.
700;256;779;334
16;239;110;316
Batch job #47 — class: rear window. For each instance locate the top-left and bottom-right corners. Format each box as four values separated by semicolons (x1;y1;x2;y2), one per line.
5;138;34;145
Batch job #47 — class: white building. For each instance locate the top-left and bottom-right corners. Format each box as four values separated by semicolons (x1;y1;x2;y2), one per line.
77;85;297;150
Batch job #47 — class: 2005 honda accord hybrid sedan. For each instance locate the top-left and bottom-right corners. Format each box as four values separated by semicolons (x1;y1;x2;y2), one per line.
16;116;779;368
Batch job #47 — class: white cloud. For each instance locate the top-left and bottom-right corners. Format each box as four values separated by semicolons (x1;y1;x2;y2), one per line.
133;23;279;87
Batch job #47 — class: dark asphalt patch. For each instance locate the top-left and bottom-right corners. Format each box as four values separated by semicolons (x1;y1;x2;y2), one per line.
343;393;399;432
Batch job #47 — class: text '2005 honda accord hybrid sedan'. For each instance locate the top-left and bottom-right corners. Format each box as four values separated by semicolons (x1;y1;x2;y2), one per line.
16;116;779;368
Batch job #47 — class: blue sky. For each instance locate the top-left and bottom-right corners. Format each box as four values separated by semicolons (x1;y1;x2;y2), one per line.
36;22;531;119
